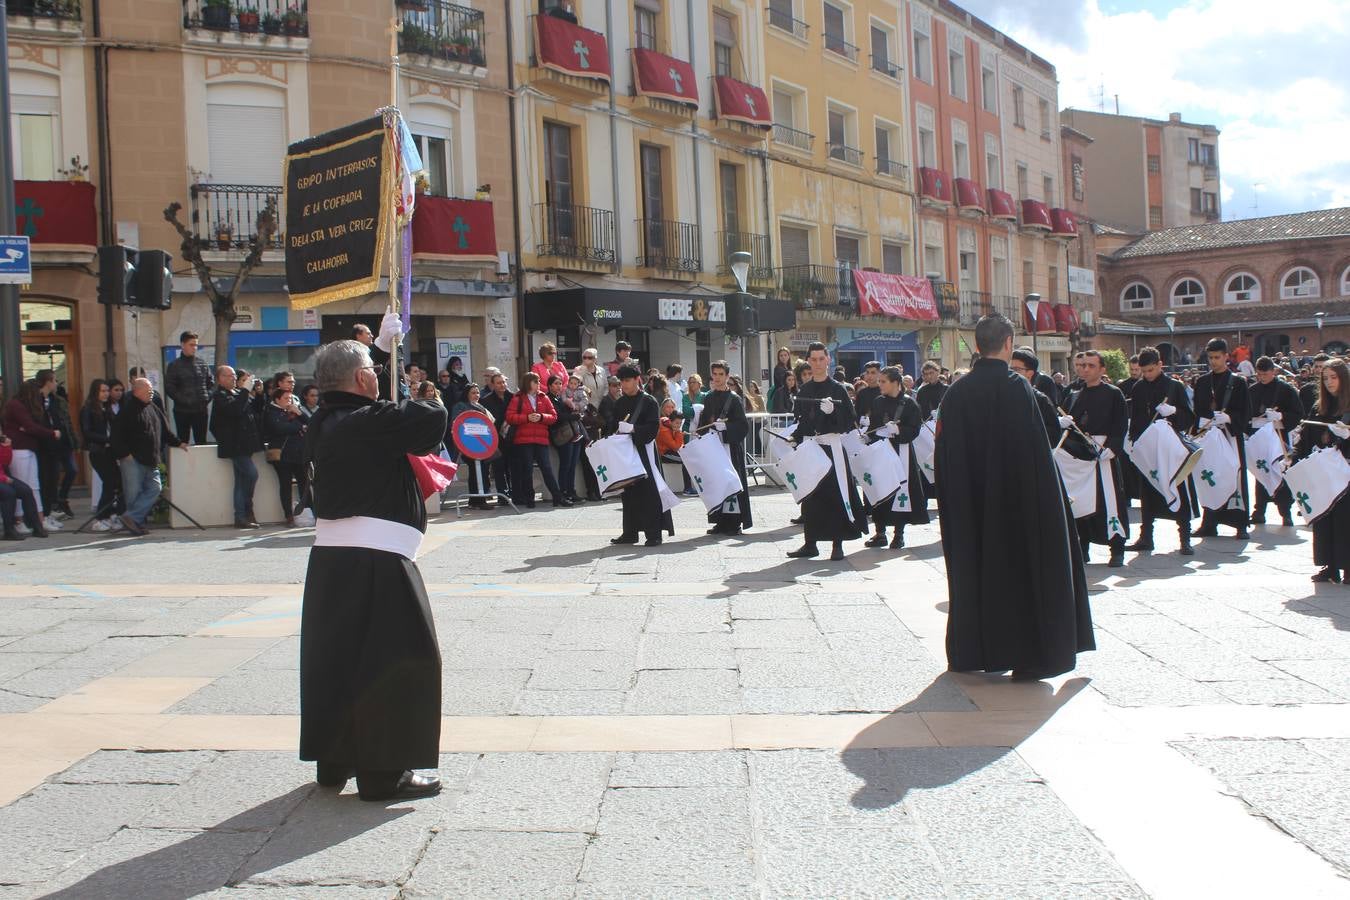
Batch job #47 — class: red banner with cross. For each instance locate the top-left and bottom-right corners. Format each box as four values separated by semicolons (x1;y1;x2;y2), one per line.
632;48;698;106
534;15;611;82
412;196;498;263
714;76;771;126
14;180;98;251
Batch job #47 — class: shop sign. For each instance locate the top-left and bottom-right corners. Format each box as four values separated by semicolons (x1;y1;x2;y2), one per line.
657;297;726;323
1068;266;1095;296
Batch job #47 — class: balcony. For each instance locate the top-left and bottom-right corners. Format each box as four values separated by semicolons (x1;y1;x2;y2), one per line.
993;294;1022;324
190;183;283;252
772;123;814;152
827;142;864;167
869;54;899;78
636;218;702;274
955;177;985;215
7;0;81;35
1050;207;1079;240
823;32;859;62
957;290;990;326
876;157;908;183
766;6;808;39
1203;163;1219;180
717;232;773;285
987;188;1017;221
775;264;859;309
183;0;309;45
535;202;616;269
1021;199;1052;232
631;49;698;124
399;0;487;74
918;167;952;206
530;14;611;99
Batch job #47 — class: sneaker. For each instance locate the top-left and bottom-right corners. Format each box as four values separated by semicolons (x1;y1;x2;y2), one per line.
49;508;70;521
43;516;64;531
91;519;114;532
109;517;125;532
14;523;32;536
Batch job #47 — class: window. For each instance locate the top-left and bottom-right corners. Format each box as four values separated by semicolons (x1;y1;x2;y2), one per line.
719;162;740;235
1200;143;1217;167
1202;191;1217;214
1149;206;1163;228
772;84;811;149
981;65;996;113
1016;162;1028;200
635;0;659;50
948;43;966;100
870;24;896;76
1048;265;1059;301
958;229;977;292
639;143;666;261
991;236;1009;297
1224;273;1260;304
1171;278;1205;307
543;121;576;243
922;221;944;278
882;242;906;275
1147;154;1160;173
912;15;931;83
1187;137;1200;163
1281;266;1320;299
713;11;736;77
10;73;61;181
875;122;901;175
207;84;286;186
823;3;850;57
835;233;860;268
827;104;859;164
1038;98;1051;138
985;135;1001;189
828;108;846;150
952;120;970;179
1190;188;1202;213
780;223;811;267
1342;266;1350;297
917;105;936;168
1121;282;1153;311
413;134;451;197
1012;86;1025;127
1042;174;1053;204
772;88;797;129
1022;259;1034;296
767;0;796;34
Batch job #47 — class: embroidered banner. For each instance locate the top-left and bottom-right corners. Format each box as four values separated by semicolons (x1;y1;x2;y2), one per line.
535;15;611;82
632;48;698;106
13;180;97;251
412;196;498;262
851;269;940;322
714;76;771;126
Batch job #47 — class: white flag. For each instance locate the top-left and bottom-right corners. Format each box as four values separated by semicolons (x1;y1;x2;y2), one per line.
1053;448;1098;518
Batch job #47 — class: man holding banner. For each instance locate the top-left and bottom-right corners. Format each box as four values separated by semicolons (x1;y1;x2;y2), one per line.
1126;347;1197;556
1060;351;1130;568
1247;356;1303;526
788;342;864;561
696;361;752;536
864;365;928;549
1193;338;1252;540
610;364;674;546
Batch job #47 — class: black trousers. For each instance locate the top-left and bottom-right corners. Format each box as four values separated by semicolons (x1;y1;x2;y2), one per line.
512;443;561;504
174;409;208;445
580;445;601;498
35;448;58;516
0;479;40;531
88;449;124;519
272;461;309;516
1254;481;1293;519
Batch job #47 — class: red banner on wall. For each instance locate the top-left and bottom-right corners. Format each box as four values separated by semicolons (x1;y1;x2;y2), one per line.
14;180;97;251
852;270;939;322
412;196;498;262
534;15;611;82
632;48;698;106
714;76;771;126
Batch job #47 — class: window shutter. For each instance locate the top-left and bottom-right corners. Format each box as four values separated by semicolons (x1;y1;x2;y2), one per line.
635;0;661;14
779;226;810;268
207;104;286;185
714;11;735;45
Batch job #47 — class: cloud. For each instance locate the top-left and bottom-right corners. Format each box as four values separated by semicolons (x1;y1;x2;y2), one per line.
968;0;1350;219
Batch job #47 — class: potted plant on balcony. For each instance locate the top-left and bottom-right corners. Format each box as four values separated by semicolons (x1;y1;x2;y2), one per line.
281;3;305;35
396;0;429;10
236;5;260;32
261;11;282;34
200;0;232;30
214;222;235;251
57;155;89;182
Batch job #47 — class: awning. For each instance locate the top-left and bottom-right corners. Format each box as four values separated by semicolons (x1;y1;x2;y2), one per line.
918;167;951;204
412;196;498;262
988;188;1017;220
632;48;698;106
534;15;611;82
1050;207;1079;239
524;287;796;331
954;177;985;214
1021;199;1052;231
714;76;771;127
14;180;97;251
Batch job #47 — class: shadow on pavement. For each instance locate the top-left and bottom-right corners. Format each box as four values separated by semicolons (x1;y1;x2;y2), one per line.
840;676;1089;811
1286;591;1349;631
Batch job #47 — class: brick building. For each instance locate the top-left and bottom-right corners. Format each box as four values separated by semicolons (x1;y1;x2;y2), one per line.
1091;209;1350;364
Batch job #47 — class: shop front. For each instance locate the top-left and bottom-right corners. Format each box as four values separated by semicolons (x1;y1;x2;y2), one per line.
831;327;924;379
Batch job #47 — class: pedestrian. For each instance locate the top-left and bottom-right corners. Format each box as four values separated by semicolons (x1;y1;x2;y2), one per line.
299;384;321;416
681;373;705;430
480;373;514;501
452;383;494;509
1192;338;1252;540
1;379;62;532
610;364;672;546
531;343;568;391
598;375;622;436
443;357;469;408
743;378;766;414
164;331;213;444
769;370;797;414
40;374;78;520
1248;356;1303;526
855;362;882;424
935;314;1093;681
108;379;124;418
666;364;686;412
772;346;793;393
1126;347;1197;556
81;379;125;532
300;337;448;801
1293;360;1350;582
1060;351;1130;567
864;366;928;550
264;386;310;527
699;360;753;536
788;343;863;561
111;376;183;536
547;373;586;503
656;397;690;495
506;372;569;508
606;340;637;376
209;366;264;529
0;429;46;540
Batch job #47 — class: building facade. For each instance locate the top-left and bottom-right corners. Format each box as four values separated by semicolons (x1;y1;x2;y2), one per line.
1060;108;1220;233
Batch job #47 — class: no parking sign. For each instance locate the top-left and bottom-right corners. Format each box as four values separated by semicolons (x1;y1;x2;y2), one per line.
452;410;499;461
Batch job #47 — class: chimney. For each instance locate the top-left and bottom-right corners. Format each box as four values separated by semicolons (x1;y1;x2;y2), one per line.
1169;112;1181;123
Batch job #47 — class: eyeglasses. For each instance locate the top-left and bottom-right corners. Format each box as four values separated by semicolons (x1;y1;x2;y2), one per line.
583;355;596;360
361;364;385;376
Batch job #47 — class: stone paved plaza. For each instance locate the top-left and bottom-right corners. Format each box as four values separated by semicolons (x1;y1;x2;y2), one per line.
0;489;1347;898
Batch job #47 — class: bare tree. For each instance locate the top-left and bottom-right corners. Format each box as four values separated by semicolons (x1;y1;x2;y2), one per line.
164;198;279;365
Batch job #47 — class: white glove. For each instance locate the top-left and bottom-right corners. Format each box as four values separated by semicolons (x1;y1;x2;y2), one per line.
374;312;403;353
820;397;835;416
713;420;727;432
617;420;634;434
1198;417;1213;430
1330;422;1350;440
858;416;870;430
1155;402;1176;418
1212;411;1231;426
878;422;899;438
1264;408;1282;423
1099;447;1115;461
1057;415;1075;428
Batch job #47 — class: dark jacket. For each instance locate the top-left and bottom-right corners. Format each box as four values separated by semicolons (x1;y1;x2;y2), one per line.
112;395;181;466
1;397;56;452
210;387;264;459
80;404;113;453
481;388;513;441
264;402;310;465
47;393;75;450
165;353;214;413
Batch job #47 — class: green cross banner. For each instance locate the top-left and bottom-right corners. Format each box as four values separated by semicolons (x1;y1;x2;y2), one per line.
863;473;873;486
16;197;44;238
1149;469;1160;483
451;216;470;249
786;472;798;490
898;493;908;505
596;465;609;483
694;475;704;492
1296;491;1312;514
1256;459;1270;473
1200;469;1215;487
572;39;591;68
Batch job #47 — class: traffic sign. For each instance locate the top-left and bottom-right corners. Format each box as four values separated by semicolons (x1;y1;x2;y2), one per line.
451;410;499;461
0;236;32;285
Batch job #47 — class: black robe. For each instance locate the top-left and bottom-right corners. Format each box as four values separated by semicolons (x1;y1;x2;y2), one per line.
1065;382;1130;545
868;393;929;527
1193;369;1252;529
1033;388;1064;445
300;391;448;773
1118;377;1140;399
1294;404;1350;568
614;391;673;540
936;358;1093;677
854;385;882;425
698;388;753;531
1248;378;1304;516
793;377;864;543
1128;374;1198;523
1300;382;1320;416
915;381;947;420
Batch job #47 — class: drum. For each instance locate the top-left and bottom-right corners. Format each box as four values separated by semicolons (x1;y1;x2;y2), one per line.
911;421;937;484
776;438;832;504
1246;422;1288;497
679;431;744;513
853;439;904;506
841;428;867;461
1283;446;1350;523
1127;420;1202;512
1053;435;1099;519
587;434;648;497
1193;427;1240;511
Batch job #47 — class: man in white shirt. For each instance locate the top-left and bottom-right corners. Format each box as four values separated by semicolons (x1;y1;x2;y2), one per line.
666;364;685;411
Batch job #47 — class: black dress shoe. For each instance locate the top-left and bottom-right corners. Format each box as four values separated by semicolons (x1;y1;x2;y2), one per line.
357;770;441;802
786;544;819;558
644;537;663;546
1126;539;1153;552
1179;543;1195;556
552;498;574;508
1312;567;1341;583
1250;513;1266;525
315;762;355;787
587;493;603;502
707;526;723;535
1282;515;1295;527
889;533;905;550
1108;548;1125;568
1194;526;1218;538
789;516;804;525
2;528;23;542
864;533;888;548
1235;529;1248;540
829;543;846;561
610;534;639;545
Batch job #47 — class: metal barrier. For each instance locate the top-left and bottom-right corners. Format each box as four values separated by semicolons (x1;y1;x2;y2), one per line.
746;412;795;487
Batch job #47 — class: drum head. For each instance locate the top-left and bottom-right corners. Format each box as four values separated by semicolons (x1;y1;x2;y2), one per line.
600;474;646;497
1060;429;1099;462
1172;448;1204;487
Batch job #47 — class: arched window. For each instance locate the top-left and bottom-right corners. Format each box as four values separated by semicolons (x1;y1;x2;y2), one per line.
1280;266;1320;299
1341;265;1350;297
1223;273;1260;304
1171;278;1204;307
1120;281;1152;311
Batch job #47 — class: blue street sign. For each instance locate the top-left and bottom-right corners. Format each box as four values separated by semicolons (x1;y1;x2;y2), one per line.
0;236;32;285
452;410;499;461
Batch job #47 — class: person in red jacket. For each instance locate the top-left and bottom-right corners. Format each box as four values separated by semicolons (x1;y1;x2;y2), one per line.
530;342;569;393
1;379;61;531
505;372;570;508
0;431;47;540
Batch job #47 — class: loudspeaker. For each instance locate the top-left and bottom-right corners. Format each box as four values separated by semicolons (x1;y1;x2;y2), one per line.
724;291;758;337
97;246;135;306
133;250;173;310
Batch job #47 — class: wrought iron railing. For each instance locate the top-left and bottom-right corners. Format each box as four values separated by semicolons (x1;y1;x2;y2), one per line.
993;294;1022;324
870;53;899;78
774;264;859;308
399;0;485;66
717;232;773;282
828;142;863;166
190;184;283;250
183;0;308;36
766;5;807;38
536;202;616;265
958;290;990;326
772;123;814;151
876;157;908;181
823;32;858;61
636;219;701;272
8;0;82;23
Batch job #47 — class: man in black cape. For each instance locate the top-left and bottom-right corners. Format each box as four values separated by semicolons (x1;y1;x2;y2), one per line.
865;365;928;550
854;361;883;423
936;315;1093;681
915;361;947;420
301;337;448;802
789;341;864;561
1192;338;1252;539
1247;356;1304;526
1126;346;1197;556
1010;348;1067;442
697;360;752;536
1061;350;1130;567
610;364;673;546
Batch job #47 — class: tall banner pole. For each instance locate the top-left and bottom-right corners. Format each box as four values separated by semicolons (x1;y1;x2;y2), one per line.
387;16;402;401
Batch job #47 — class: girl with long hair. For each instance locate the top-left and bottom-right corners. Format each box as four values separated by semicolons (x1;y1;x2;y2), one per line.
1293;359;1350;582
81;379;125;531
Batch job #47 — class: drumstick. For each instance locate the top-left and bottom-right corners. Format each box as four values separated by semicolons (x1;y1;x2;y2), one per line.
1055;407;1104;459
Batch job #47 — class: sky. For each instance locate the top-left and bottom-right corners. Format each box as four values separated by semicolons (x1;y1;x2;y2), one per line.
967;0;1350;221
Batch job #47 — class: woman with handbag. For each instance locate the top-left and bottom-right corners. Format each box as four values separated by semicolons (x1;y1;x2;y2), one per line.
506;372;570;508
547;374;587;504
263;386;310;526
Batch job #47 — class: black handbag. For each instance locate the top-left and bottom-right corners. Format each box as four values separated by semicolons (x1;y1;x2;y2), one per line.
550;419;582;447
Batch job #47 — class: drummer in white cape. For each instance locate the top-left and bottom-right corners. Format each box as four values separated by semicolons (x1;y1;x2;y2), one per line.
1193;338;1253;540
1292;359;1350;583
1058;350;1130;568
1247;356;1304;526
863;365;929;550
608;363;675;546
696;361;753;537
1125;346;1198;556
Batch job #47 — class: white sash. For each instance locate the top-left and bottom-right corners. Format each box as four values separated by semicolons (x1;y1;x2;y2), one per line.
644;441;680;513
891;442;913;512
813;433;855;522
314;515;423;561
1097;451;1126;541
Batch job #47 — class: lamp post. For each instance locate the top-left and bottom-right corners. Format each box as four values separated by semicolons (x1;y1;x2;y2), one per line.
1314;311;1325;351
1024;293;1042;359
730;250;753;380
1163;310;1177;372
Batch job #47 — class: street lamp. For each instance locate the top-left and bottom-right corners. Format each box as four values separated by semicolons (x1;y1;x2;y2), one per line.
1163;310;1177;371
729;250;753;379
1024;293;1042;358
1314;311;1326;350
